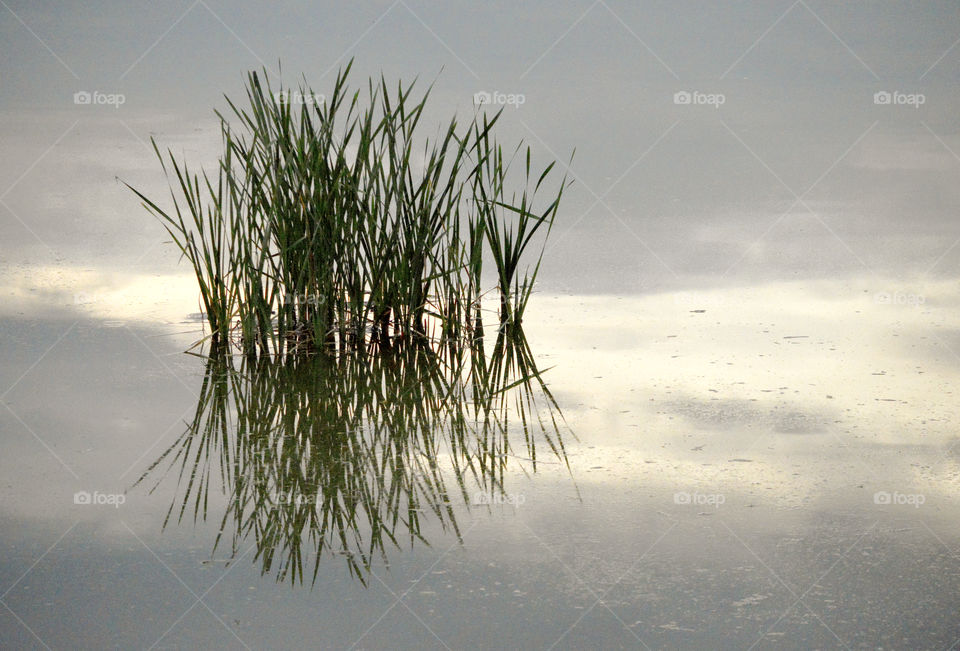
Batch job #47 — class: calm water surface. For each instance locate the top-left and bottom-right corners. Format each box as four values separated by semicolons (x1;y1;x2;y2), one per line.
3;2;960;648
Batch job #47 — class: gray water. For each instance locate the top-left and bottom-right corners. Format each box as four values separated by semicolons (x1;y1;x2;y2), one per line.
3;2;960;648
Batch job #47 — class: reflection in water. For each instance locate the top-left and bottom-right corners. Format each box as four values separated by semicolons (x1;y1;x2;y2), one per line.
135;326;570;585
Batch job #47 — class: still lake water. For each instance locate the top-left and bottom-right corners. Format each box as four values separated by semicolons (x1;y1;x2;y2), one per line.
3;2;960;648
3;281;959;648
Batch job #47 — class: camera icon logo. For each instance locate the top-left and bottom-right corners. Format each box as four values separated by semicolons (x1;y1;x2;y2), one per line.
673;491;692;504
473;91;492;106
873;491;891;505
673;91;692;105
73;490;92;505
73;91;92;105
874;91;892;105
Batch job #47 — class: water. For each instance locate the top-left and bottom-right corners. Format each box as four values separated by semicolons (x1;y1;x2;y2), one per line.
3;2;960;648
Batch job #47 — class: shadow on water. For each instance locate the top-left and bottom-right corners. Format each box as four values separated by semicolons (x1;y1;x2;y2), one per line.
133;325;573;586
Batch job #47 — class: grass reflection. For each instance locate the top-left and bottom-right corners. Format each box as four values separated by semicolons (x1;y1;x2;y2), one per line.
135;325;570;586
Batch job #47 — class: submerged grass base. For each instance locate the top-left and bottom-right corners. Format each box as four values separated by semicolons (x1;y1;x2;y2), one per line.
127;61;570;358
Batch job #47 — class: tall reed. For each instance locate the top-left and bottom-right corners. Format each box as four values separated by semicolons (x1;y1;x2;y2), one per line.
126;61;569;357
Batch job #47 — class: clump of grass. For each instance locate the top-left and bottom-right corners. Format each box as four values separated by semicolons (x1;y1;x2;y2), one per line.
127;61;569;356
